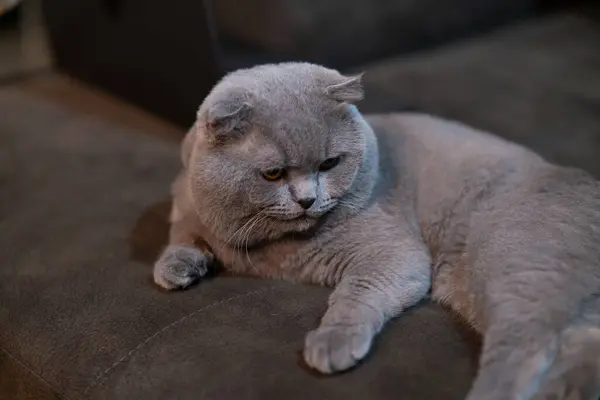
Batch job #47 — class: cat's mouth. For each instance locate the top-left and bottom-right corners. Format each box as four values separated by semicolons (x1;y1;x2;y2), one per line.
265;203;335;221
281;211;314;220
301;207;333;219
274;210;323;222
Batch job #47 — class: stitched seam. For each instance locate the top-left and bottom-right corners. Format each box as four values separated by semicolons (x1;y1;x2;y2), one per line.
0;345;70;400
82;286;278;397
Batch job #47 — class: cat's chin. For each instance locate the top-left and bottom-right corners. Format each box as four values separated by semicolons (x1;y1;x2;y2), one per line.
268;209;334;237
279;215;319;232
306;210;330;219
276;212;307;221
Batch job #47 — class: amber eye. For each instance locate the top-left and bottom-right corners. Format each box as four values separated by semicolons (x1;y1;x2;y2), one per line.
262;167;286;181
319;156;341;171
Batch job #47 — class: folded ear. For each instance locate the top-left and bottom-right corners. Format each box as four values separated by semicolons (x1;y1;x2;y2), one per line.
202;100;253;144
325;73;364;104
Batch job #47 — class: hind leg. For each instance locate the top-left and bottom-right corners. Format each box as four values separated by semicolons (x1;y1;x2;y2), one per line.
533;298;600;400
533;327;600;400
464;242;599;399
463;186;600;400
465;281;564;400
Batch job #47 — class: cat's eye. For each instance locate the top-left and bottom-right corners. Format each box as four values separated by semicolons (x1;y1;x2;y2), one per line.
262;167;286;181
319;156;341;172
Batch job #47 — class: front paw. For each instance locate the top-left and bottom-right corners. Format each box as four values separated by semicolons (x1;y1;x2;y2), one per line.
303;324;374;374
153;245;211;290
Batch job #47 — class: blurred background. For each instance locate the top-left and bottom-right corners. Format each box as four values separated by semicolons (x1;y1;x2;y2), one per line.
1;0;598;162
2;0;598;174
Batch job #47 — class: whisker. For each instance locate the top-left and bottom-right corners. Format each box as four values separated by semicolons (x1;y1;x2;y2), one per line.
242;213;269;275
339;200;361;214
226;209;267;267
226;212;263;245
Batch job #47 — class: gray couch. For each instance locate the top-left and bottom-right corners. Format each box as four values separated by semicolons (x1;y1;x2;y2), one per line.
1;5;600;400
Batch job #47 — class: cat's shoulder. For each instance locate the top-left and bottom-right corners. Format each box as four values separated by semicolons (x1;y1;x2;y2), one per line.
365;112;509;145
364;112;540;162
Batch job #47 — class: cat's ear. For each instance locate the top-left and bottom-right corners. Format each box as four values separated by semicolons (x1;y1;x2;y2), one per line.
201;99;253;144
325;73;364;104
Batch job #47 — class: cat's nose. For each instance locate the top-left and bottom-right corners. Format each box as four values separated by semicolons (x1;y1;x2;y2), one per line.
296;197;315;210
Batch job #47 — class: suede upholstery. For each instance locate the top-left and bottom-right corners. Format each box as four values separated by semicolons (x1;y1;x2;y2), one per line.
1;10;599;400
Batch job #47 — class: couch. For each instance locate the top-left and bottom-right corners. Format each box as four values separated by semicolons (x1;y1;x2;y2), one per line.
1;3;599;400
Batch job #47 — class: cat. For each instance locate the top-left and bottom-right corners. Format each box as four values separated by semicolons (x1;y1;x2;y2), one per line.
153;62;600;400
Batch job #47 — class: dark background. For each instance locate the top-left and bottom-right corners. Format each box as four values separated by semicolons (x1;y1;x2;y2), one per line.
36;0;595;127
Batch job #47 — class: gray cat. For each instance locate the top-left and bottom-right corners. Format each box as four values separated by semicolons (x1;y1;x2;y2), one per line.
153;62;600;400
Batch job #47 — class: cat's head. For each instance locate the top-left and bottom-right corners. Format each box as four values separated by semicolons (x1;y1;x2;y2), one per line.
184;63;375;245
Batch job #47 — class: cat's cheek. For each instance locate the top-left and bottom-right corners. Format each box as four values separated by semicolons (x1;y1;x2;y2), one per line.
320;174;349;199
248;182;289;208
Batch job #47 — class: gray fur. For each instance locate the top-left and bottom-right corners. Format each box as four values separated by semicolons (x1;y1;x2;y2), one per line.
153;62;600;399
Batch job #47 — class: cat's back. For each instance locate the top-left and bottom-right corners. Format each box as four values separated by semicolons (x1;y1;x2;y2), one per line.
364;112;548;208
365;112;600;252
365;112;542;168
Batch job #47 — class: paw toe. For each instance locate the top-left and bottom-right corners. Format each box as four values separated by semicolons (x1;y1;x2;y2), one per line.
153;245;208;290
153;266;196;290
303;325;373;374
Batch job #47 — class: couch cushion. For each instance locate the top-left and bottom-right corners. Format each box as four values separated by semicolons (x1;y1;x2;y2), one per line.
360;10;600;177
0;75;478;399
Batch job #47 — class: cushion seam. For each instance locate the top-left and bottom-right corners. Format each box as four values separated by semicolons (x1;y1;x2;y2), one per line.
82;285;279;397
0;345;70;400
